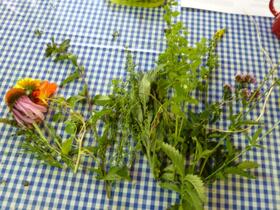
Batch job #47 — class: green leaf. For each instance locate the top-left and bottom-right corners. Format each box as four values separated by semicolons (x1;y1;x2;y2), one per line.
87;109;112;126
160;142;185;177
61;137;73;155
183;174;206;203
139;74;151;104
60;70;80;87
58;39;71;53
52;113;64;122
93;95;112;106
226;137;234;156
251;128;263;145
236;120;262;127
67;95;86;107
237;161;259;170
79;84;88;97
159;182;180;193
103;166;130;181
65;121;77;135
224;167;256;179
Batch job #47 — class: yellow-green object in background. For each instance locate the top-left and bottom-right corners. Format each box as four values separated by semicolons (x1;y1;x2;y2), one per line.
110;0;165;8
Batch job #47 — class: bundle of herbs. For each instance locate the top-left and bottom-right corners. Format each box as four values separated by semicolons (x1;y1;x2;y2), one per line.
1;1;279;209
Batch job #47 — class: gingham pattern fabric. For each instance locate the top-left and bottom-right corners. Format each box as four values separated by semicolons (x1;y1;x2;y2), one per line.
0;0;279;209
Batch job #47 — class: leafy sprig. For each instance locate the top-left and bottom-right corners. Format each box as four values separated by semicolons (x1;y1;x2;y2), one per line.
45;38;85;87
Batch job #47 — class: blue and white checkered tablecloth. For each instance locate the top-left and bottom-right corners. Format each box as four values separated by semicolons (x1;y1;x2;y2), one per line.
0;0;280;209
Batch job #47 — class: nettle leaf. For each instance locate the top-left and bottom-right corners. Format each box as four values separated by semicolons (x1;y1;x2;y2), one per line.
237;161;259;170
183;174;206;203
160;142;185;177
61;137;73;155
103;166;130;181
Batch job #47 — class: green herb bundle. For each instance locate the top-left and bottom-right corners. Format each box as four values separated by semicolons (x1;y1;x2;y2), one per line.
1;1;279;209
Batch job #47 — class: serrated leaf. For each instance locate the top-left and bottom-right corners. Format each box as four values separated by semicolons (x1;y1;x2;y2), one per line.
159;182;180;193
61;137;73;155
184;174;206;203
139;74;151;104
160;142;185;177
237;161;259;170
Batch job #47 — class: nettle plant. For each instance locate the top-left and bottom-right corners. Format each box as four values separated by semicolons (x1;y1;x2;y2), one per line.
1;1;279;209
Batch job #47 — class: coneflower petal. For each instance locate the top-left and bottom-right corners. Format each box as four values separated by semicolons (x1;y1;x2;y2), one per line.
18;100;45;121
13;109;35;124
12;110;25;127
20;96;47;112
14;102;37;120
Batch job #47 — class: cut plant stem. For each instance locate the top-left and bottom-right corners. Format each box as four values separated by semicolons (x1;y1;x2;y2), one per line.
74;125;86;173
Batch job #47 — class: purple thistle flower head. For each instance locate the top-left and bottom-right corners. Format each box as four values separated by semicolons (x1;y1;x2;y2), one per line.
12;96;47;127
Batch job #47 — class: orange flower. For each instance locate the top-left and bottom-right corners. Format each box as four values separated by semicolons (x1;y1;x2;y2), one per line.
14;78;40;95
5;88;26;108
32;81;57;105
5;88;47;127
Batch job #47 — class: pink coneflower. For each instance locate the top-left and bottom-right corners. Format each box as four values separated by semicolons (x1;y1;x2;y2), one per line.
5;88;47;127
